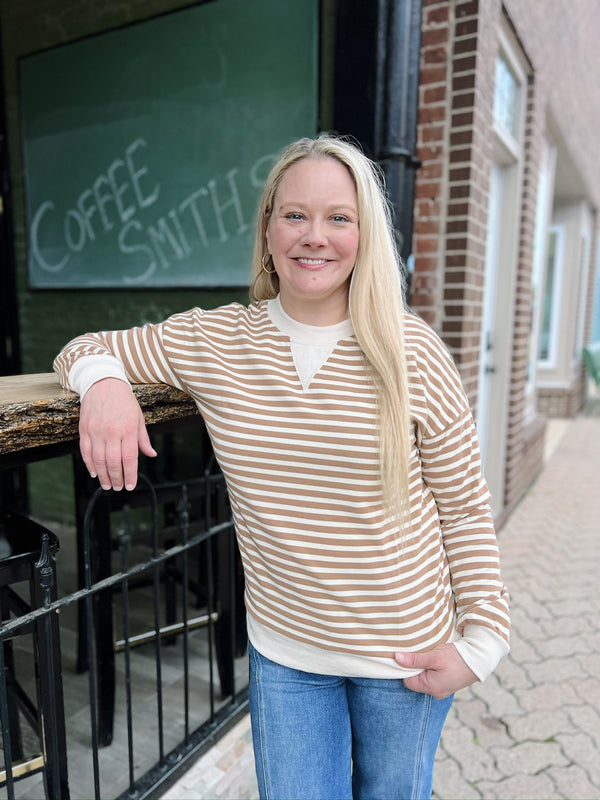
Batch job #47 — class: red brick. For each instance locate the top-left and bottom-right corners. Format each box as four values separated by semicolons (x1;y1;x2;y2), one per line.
421;27;450;48
453;54;477;73
419;65;448;85
419;105;447;124
423;85;447;104
423;45;450;64
425;5;450;24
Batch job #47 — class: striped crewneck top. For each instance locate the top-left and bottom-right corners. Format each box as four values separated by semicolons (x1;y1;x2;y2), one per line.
54;297;510;682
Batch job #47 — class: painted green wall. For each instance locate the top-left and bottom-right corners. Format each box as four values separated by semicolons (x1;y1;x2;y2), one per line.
0;0;251;522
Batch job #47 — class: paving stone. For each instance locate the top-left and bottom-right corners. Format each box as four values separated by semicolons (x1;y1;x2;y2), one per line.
554;730;600;785
578;651;600;678
490;740;569;776
510;600;550;623
515;681;582;712
440;702;462;731
452;705;515;753
534;634;594;659
539;616;593;637
547;763;600;800
162;786;208;800
456;696;514;747
523;654;589;685
469;672;523;718
433;756;482;799
214;747;258;799
438;725;503;783
218;716;254;752
476;772;562;799
241;725;254;744
564;704;600;748
553;598;599;617
503;707;574;742
504;634;545;665
581;629;600;650
508;608;549;642
217;737;252;772
494;654;535;691
185;761;224;790
570;675;600;707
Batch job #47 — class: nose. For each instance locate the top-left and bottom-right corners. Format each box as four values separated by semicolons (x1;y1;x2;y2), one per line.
302;219;327;247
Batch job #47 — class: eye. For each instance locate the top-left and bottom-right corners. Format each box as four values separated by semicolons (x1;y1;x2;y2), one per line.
330;214;351;223
284;211;305;221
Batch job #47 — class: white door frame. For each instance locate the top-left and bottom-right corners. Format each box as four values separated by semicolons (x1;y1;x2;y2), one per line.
476;164;502;468
476;24;528;515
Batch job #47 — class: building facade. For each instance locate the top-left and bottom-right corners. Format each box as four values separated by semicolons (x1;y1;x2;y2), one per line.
411;0;600;521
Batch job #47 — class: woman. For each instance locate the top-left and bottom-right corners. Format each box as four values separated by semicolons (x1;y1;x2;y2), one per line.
54;135;510;800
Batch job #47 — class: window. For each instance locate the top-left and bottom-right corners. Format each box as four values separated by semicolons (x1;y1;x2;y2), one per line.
494;54;519;139
574;233;591;360
525;140;556;416
593;234;600;342
538;226;564;365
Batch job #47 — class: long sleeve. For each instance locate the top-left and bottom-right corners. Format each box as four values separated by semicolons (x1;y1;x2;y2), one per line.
406;315;510;659
53;314;192;393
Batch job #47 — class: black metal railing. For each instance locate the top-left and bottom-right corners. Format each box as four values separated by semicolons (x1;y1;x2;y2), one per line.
0;513;68;799
0;460;248;800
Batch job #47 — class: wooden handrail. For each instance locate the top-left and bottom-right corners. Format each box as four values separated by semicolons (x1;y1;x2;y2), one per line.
0;373;198;457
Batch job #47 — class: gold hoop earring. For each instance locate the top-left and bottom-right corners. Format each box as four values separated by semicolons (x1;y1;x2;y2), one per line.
262;253;276;274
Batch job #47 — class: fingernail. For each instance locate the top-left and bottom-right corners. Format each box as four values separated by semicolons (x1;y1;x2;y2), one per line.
125;483;135;491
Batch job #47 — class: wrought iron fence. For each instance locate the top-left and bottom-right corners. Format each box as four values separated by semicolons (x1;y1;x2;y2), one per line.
0;459;248;800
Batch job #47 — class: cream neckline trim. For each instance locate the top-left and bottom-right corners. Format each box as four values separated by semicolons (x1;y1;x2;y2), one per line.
267;296;354;344
267;296;355;390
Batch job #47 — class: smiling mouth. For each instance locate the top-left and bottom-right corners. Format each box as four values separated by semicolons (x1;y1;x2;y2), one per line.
296;257;331;267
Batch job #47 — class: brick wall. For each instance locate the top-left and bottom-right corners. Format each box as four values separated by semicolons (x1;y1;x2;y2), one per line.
503;0;600;421
411;0;453;331
413;0;541;517
412;0;600;519
537;384;586;419
413;0;499;404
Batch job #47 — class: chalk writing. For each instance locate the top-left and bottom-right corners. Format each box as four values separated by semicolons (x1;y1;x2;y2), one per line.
30;139;277;285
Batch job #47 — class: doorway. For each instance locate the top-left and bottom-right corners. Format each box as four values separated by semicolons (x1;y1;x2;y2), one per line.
476;159;521;515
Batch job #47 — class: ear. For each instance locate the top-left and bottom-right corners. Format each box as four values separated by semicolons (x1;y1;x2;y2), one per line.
265;224;272;253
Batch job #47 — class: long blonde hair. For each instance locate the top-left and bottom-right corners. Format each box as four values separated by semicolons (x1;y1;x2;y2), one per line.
249;135;411;521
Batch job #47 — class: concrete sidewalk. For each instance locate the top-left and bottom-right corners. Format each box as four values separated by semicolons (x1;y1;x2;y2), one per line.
161;408;600;800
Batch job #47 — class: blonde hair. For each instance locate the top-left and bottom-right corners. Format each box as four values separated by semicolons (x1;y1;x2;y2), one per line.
249;135;411;521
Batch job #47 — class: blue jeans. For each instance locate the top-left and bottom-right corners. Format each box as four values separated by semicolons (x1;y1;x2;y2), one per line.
248;643;453;800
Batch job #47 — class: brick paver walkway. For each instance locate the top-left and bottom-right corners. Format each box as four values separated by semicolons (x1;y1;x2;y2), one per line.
434;410;600;799
162;409;600;800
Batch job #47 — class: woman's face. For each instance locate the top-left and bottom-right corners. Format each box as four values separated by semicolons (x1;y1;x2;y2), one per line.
265;156;359;325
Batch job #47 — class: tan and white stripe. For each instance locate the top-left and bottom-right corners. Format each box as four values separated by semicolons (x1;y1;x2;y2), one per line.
54;301;509;670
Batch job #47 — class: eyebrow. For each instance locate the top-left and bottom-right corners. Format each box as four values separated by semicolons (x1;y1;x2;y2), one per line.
278;201;358;214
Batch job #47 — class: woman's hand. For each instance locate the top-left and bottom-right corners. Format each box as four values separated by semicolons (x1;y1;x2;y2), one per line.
79;378;157;491
394;644;478;699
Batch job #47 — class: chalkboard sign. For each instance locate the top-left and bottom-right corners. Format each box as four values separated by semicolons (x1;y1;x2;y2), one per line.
20;0;318;288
